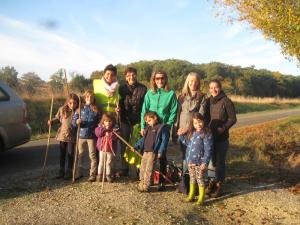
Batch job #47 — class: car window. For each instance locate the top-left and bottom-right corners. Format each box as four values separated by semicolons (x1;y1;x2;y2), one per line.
0;88;10;101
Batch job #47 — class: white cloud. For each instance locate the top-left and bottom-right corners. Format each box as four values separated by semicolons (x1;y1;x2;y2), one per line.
0;15;112;80
219;41;299;74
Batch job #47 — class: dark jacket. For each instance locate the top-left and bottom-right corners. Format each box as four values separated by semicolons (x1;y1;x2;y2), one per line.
206;91;237;142
72;105;100;139
119;82;147;125
134;124;170;155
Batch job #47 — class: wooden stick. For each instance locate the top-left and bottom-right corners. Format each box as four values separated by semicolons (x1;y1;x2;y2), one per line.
113;131;142;157
72;97;81;183
63;69;70;96
112;131;174;185
116;95;121;129
101;150;107;194
42;94;54;177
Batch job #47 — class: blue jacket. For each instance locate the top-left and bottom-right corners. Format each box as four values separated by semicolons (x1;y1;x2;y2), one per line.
72;105;100;139
179;131;213;165
134;124;170;155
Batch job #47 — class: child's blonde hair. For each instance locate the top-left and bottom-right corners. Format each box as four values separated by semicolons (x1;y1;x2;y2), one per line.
83;90;99;113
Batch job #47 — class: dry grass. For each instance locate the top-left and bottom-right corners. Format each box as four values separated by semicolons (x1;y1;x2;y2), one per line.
229;95;300;104
229;115;300;184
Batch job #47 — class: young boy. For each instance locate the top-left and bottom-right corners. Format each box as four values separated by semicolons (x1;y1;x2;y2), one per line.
133;111;170;192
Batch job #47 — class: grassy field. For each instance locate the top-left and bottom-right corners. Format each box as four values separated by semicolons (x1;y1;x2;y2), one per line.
234;102;300;114
228;115;300;184
24;97;65;139
24;95;300;139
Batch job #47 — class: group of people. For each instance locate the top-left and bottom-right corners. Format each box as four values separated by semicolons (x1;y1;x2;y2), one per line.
48;64;237;205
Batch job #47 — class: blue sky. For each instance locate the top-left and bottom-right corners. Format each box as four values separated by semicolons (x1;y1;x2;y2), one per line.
0;0;299;80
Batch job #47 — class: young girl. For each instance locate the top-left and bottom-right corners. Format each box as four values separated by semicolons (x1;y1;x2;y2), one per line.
178;112;213;205
95;113;118;183
48;93;79;179
73;90;100;182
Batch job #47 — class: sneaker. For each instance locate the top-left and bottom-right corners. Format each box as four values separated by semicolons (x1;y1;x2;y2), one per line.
210;182;222;198
88;176;96;182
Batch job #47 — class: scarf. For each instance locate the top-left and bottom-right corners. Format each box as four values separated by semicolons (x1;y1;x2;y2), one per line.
102;78;119;97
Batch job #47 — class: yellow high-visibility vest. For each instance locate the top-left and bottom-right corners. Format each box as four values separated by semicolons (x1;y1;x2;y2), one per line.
93;79;119;115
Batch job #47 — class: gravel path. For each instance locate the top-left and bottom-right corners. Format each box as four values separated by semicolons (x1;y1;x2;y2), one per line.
1;165;299;225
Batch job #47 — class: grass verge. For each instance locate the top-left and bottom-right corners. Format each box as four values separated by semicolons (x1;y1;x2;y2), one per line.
228;115;300;184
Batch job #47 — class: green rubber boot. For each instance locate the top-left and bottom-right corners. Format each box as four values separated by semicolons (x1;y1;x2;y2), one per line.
196;186;205;205
185;183;196;202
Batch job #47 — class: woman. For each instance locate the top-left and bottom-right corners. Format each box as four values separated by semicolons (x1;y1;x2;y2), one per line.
93;64;119;118
173;72;206;173
119;67;147;177
206;79;236;197
141;70;178;191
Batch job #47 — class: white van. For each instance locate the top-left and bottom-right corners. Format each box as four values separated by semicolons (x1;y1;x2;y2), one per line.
0;80;31;151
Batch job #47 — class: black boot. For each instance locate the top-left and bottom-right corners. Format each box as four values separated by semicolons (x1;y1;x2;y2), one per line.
210;182;222;198
56;169;64;179
206;180;216;196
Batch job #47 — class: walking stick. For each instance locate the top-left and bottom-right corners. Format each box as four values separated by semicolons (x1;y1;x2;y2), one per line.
63;69;70;96
42;94;54;177
101;149;107;194
112;131;175;185
116;95;121;129
72;97;81;183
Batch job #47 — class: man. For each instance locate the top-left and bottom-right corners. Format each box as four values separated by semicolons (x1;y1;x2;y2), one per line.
118;67;147;177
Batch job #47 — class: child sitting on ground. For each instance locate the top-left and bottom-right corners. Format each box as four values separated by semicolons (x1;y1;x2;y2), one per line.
178;112;213;205
134;111;169;192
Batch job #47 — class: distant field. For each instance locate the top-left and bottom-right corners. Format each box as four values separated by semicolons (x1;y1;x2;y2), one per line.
230;95;300;104
234;102;300;114
24;95;300;139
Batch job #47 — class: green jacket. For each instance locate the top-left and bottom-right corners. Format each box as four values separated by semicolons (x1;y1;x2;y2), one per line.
141;88;178;129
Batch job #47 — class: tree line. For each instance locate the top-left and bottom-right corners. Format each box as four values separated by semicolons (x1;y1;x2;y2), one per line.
1;59;300;98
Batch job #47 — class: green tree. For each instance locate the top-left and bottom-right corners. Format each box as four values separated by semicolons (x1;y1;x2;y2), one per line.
0;66;18;90
70;73;91;93
90;70;102;80
214;0;300;63
49;69;64;93
20;72;44;95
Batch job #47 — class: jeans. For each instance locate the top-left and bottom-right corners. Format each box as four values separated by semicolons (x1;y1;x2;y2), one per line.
59;142;74;173
209;139;229;183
